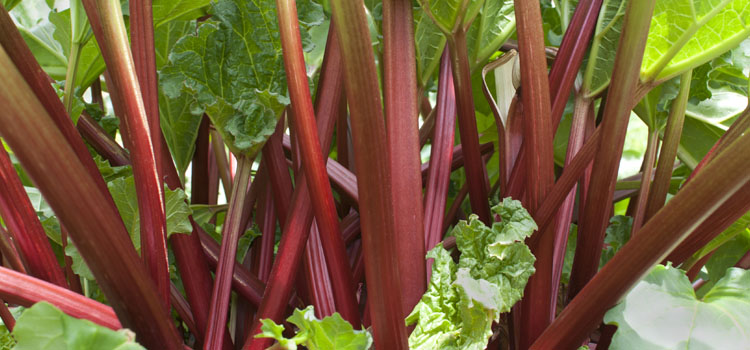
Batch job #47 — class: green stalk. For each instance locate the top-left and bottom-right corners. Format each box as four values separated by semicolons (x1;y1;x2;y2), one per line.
62;42;82;114
630;129;659;233
645;70;690;221
568;0;657;300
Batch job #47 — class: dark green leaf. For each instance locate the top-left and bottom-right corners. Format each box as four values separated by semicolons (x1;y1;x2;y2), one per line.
161;0;323;156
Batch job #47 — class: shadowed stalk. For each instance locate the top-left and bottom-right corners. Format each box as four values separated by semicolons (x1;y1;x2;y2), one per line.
424;50;456;253
550;94;594;309
447;29;492;224
644;70;692;220
568;0;656;300
630;129;659;233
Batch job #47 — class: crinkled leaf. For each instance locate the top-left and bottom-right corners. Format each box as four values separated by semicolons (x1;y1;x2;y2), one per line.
108;176;193;244
161;0;323;156
676;114;725;168
51;81;85;124
2;0;21;11
12;302;144;350
599;215;632;267
407;198;536;350
632;77;680;130
604;264;750;349
406;246;461;349
257;306;373;350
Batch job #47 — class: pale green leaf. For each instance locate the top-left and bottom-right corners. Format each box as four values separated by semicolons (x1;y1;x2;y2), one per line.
604;265;750;349
12;302;144;350
407;198;536;350
257;306;373;350
48;9;106;89
599;215;633;267
417;0;466;33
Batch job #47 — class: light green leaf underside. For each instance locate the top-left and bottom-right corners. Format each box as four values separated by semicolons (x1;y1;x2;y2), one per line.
161;0;324;155
584;0;750;97
407;198;536;350
418;0;465;33
466;0;515;68
12;302;145;350
415;8;446;87
156;20;201;178
643;0;750;81
604;264;750;349
152;0;211;28
582;0;628;97
415;0;515;87
257;306;373;350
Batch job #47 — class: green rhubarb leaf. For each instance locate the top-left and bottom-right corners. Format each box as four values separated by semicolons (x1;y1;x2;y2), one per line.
48;9;105;90
604;264;750;349
414;8;446;87
584;0;750;97
699;227;750;296
465;0;515;68
2;0;21;11
257;306;373;350
688;211;750;267
107;175;193;244
599;215;632;267
642;0;750;82
581;0;628;97
12;302;145;350
152;0;210;28
407;198;536;350
161;0;323;156
417;0;466;33
156;20;202;178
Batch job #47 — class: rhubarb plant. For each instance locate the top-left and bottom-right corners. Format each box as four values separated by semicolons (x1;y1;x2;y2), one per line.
2;0;750;349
